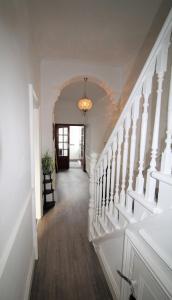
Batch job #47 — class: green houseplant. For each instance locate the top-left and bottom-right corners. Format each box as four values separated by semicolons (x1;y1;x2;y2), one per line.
42;152;54;174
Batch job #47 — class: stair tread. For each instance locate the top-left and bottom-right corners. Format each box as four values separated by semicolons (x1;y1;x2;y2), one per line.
116;203;136;223
128;190;162;214
106;212;120;229
98;216;111;233
93;221;102;237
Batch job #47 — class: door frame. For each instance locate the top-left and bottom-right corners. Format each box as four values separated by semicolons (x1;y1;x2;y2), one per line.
55;123;86;172
29;84;42;260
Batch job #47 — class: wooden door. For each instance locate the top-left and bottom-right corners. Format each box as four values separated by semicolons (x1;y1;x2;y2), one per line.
55;124;70;170
81;125;86;171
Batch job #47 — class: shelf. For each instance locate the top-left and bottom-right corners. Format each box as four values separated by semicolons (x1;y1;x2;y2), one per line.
43;189;54;195
43;179;53;184
43;173;54;212
44;201;55;210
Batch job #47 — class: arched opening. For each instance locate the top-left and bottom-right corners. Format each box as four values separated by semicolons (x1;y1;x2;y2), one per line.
53;75;118;174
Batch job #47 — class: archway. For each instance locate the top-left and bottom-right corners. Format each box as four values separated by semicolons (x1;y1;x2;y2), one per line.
53;75;116;110
53;76;118;174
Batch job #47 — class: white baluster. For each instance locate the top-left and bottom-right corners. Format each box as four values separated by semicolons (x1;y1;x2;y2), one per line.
109;139;117;213
93;169;96;222
106;146;112;212
146;46;169;202
120;112;131;206
158;64;172;210
136;70;155;194
94;168;98;222
114;126;124;203
102;155;107;220
161;31;172;175
161;65;172;173
88;152;98;241
127;96;140;212
96;166;101;223
99;161;103;218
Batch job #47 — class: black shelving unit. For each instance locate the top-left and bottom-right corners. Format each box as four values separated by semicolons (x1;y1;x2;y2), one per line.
43;173;55;210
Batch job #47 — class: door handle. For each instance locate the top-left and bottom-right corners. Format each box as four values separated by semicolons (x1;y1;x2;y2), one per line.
117;270;132;285
117;270;136;300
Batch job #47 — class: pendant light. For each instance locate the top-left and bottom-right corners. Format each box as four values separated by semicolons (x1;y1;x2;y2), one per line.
77;77;93;114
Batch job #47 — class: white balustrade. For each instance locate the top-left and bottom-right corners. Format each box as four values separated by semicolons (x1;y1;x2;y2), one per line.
114;126;124;204
109;139;117;213
95;168;99;223
127;96;140;212
102;155;107;220
120;112;131;206
98;166;101;218
94;169;97;222
90;11;172;239
88;153;98;241
99;161;103;218
96;166;101;222
146;44;169;203
136;70;154;194
161;65;172;173
106;146;112;212
154;53;172;210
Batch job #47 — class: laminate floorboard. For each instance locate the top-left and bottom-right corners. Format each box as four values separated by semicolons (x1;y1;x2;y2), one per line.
30;169;113;300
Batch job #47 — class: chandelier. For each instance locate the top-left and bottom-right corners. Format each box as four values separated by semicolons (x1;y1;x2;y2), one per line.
77;77;93;113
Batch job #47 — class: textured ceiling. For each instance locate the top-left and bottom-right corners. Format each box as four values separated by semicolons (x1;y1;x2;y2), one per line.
30;0;169;66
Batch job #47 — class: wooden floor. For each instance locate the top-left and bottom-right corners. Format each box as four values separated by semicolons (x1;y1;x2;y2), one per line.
30;169;113;300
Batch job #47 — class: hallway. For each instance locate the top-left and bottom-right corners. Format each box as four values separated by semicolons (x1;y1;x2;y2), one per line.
30;169;113;300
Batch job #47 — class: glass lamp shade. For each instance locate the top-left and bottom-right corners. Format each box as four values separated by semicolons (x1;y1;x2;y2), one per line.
77;97;93;112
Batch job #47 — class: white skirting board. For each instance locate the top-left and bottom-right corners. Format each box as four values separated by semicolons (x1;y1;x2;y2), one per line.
0;190;36;300
0;191;31;279
24;250;35;300
94;244;120;300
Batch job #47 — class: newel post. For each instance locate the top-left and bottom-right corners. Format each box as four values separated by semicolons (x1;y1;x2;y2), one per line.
88;152;98;242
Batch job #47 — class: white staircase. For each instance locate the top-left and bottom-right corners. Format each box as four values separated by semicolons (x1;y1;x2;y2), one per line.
88;9;172;300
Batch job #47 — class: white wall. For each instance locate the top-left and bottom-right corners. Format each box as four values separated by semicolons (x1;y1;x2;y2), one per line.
0;1;36;299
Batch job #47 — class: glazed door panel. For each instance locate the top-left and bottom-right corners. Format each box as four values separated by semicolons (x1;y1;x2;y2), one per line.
55;124;70;170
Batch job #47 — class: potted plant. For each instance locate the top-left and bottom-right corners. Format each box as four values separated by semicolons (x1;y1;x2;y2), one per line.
42;152;54;174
